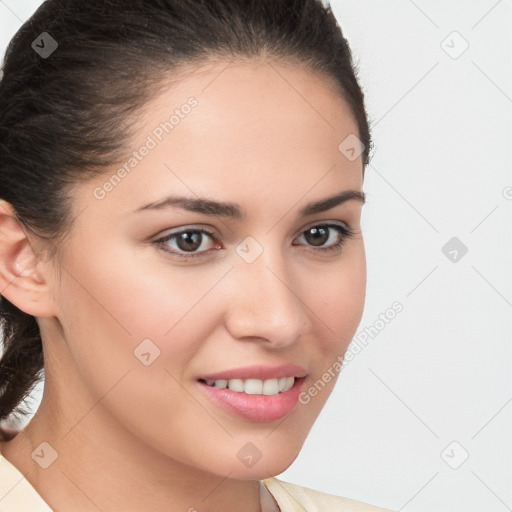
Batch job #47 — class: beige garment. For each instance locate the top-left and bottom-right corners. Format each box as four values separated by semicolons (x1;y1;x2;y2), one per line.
0;454;397;512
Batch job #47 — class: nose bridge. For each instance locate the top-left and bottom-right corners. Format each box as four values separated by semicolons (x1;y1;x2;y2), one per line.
225;241;307;345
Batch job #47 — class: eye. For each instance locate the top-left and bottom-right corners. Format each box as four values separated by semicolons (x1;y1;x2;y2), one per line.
153;227;219;259
152;222;355;260
294;223;355;253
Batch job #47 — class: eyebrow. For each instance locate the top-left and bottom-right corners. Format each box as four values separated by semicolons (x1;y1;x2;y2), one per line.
135;189;365;219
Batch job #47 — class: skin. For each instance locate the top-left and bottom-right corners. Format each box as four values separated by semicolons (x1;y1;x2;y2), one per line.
0;57;366;512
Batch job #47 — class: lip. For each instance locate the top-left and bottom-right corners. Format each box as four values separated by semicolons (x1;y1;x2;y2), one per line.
197;364;307;382
197;376;306;422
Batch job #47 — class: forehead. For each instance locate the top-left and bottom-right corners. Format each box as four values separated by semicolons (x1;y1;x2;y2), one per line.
138;57;360;153
79;58;363;217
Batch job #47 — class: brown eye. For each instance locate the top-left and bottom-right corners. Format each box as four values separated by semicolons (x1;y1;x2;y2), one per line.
154;228;218;258
175;231;205;252
303;226;330;247
295;223;354;252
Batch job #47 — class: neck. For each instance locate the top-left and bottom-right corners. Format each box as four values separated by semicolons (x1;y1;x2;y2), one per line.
1;385;264;512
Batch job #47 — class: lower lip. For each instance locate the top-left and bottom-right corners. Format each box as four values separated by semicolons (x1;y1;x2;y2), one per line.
196;377;306;423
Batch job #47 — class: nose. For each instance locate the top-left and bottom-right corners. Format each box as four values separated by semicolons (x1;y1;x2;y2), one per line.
224;246;309;348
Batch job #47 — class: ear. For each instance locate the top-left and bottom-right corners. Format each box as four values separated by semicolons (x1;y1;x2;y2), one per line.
0;200;57;317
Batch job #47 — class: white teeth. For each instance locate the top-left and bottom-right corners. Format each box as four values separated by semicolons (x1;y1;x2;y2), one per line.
203;377;296;395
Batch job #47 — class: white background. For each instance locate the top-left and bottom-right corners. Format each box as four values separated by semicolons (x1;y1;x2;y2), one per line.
1;1;511;511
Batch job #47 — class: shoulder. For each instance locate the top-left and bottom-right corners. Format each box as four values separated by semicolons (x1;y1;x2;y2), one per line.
0;453;53;512
262;476;398;512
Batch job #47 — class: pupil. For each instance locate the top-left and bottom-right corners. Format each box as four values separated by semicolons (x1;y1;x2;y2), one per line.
306;227;328;247
178;232;201;251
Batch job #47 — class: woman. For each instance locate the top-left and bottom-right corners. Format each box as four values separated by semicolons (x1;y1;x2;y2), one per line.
0;1;397;510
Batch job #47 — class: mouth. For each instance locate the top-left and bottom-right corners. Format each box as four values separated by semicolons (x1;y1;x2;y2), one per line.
197;376;304;396
196;375;307;423
197;364;306;384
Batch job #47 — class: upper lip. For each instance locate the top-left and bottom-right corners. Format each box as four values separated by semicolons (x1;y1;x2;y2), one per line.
198;364;307;381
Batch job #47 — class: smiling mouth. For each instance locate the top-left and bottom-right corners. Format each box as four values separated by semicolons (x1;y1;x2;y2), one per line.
198;376;305;396
196;375;307;423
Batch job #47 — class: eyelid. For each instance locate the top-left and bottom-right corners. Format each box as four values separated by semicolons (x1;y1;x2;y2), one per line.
297;219;351;234
153;220;352;242
152;224;218;240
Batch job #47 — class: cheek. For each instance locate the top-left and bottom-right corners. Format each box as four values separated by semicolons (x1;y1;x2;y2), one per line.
294;251;366;416
309;246;366;348
54;254;224;450
55;243;231;386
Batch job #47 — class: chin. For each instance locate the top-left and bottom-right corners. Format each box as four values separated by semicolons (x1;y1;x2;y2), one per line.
233;442;302;480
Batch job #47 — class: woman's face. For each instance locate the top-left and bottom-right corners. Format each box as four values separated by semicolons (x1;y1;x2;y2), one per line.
41;58;366;479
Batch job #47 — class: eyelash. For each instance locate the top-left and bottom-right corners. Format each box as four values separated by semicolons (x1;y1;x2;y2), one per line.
152;223;355;260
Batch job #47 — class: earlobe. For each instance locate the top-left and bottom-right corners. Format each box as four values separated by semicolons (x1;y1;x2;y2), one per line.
0;200;57;317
